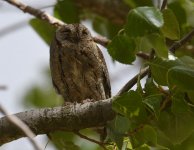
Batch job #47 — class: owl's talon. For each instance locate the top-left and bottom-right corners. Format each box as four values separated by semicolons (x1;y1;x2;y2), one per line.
82;99;95;103
64;101;72;106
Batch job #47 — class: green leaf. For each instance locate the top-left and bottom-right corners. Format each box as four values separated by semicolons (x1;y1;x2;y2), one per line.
114;115;130;134
125;7;163;37
134;145;150;150
135;36;153;52
149;57;181;85
130;125;157;148
108;34;136;64
112;91;146;120
29;19;55;45
144;78;161;96
167;66;194;91
161;9;180;40
179;56;194;69
54;0;79;23
146;34;168;58
143;125;157;145
107;121;124;149
157;111;194;144
123;0;153;8
143;94;163;118
171;92;190;115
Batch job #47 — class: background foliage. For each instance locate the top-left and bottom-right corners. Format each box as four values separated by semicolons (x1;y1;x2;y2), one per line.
24;0;194;149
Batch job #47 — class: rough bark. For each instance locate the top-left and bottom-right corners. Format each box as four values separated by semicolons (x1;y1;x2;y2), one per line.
0;99;115;145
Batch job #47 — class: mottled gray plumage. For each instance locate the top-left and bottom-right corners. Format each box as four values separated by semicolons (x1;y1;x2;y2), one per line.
50;24;111;103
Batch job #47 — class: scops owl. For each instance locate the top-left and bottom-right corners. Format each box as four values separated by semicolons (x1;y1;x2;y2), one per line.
50;24;111;103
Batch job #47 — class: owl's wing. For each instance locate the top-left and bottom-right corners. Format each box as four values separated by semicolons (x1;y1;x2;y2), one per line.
97;46;111;98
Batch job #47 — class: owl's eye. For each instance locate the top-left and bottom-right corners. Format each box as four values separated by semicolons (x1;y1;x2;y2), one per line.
82;29;88;35
62;28;71;34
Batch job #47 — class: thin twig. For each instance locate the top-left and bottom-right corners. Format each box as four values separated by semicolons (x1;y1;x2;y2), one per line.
161;0;168;10
0;104;43;150
4;0;64;28
93;36;110;47
0;86;7;90
136;52;150;60
116;66;149;96
74;131;107;150
169;28;194;53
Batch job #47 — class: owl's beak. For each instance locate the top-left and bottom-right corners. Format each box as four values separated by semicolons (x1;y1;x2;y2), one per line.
74;33;80;43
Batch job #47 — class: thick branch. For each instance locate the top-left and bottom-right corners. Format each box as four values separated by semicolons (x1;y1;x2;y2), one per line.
0;99;115;145
0;105;43;150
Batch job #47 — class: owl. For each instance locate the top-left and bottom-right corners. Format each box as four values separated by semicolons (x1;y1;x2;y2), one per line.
50;24;111;103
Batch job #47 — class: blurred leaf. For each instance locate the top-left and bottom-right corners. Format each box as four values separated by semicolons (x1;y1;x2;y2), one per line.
143;125;157;146
146;34;168;58
108;34;136;64
54;0;79;23
161;9;180;40
23;86;63;108
168;1;187;27
50;131;80;150
92;15;121;39
187;91;194;104
167;66;194;91
176;131;194;150
112;91;146;121
29;19;55;45
134;145;150;150
149;57;181;85
125;7;163;37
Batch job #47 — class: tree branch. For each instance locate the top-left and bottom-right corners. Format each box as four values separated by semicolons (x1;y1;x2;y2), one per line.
0;105;43;150
116;66;149;96
0;99;115;145
161;0;168;10
169;28;194;53
0;85;6;90
74;131;107;149
4;0;64;27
